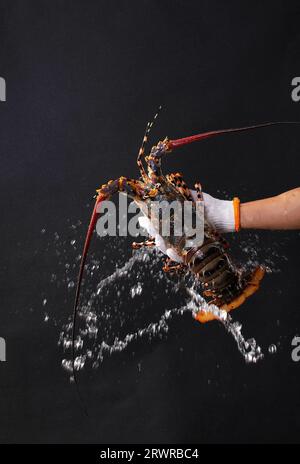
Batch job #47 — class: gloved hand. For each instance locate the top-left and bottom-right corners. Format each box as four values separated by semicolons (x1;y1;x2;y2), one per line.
191;191;239;233
138;215;184;262
138;191;240;261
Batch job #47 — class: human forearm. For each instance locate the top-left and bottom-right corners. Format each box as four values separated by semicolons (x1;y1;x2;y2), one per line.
240;188;300;230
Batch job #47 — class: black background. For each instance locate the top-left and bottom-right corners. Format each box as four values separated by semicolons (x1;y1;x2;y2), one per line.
1;0;300;444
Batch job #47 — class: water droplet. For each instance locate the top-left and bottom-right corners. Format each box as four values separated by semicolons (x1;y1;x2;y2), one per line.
62;359;73;372
63;339;72;350
42;298;47;306
68;281;75;289
268;344;277;354
130;282;143;298
74;336;83;350
88;325;98;336
74;356;86;371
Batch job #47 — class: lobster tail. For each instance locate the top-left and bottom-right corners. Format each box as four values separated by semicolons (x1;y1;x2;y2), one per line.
195;266;265;323
184;238;265;323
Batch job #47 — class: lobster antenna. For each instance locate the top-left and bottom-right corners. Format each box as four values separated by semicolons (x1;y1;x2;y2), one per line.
147;105;163;139
168;121;300;149
72;194;103;416
137;106;162;176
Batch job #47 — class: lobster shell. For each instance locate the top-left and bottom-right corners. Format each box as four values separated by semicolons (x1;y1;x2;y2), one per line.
184;228;265;323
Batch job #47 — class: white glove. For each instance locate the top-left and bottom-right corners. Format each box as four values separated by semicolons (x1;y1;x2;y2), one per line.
190;191;237;233
138;216;183;262
138;192;239;262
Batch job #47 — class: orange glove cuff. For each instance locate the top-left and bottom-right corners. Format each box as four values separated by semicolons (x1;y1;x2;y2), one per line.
233;197;241;232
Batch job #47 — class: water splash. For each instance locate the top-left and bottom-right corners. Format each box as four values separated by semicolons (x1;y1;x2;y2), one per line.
59;247;186;371
58;245;266;375
37;215;293;376
186;287;263;363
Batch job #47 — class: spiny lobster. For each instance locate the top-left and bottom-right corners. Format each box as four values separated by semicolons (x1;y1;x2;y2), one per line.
72;112;299;383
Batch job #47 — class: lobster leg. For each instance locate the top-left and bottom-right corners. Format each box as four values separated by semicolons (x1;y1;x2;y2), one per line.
132;238;155;249
194;181;203;201
163;257;186;274
166;172;194;200
96;176;144;199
